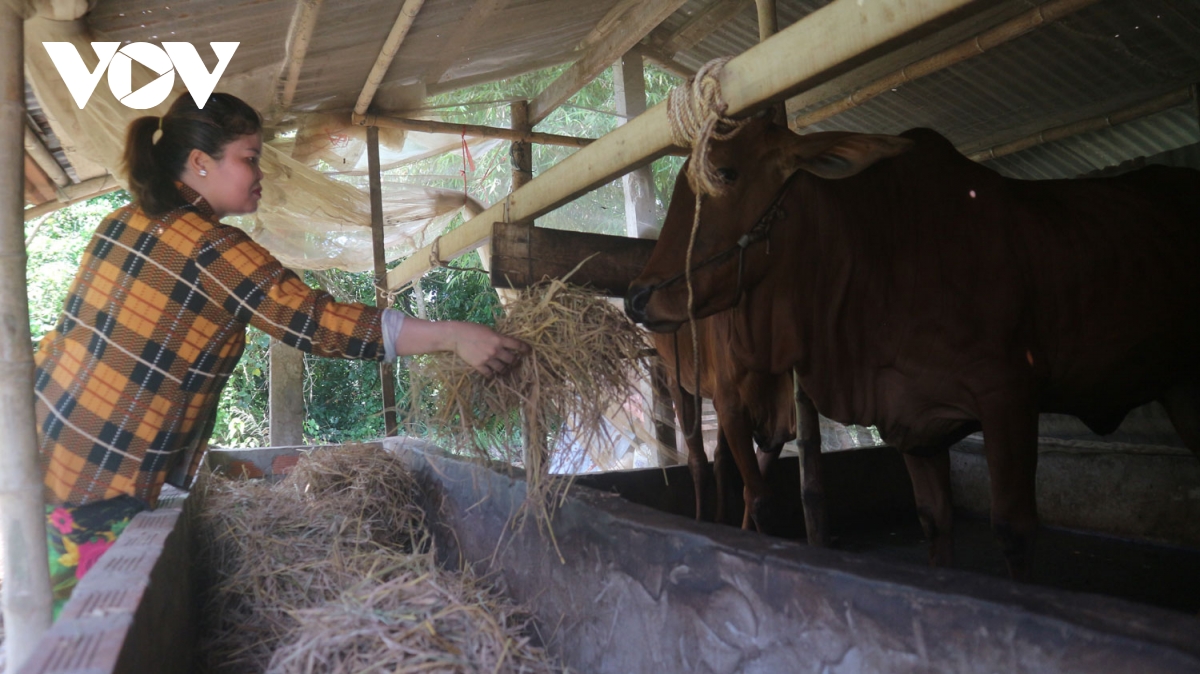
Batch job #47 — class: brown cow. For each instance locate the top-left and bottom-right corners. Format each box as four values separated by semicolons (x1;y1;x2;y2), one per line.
625;117;1200;579
652;316;794;530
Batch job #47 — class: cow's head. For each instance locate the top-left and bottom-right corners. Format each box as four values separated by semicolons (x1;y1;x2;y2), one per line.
625;116;913;332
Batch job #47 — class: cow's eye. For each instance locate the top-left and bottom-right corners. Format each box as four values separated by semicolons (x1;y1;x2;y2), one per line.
717;167;738;184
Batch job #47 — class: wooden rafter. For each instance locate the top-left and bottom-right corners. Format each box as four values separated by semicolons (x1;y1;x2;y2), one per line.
422;0;511;87
528;0;690;125
23;154;57;206
278;0;324;110
645;0;751;58
635;43;695;80
351;112;597;149
355;0;427;115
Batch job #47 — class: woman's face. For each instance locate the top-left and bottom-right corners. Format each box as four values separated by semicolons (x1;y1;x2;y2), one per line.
196;133;263;218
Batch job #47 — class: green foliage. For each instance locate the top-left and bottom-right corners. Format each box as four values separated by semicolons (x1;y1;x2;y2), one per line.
26;191;131;343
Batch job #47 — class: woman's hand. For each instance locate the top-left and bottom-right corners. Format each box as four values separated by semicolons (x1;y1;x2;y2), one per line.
394;318;528;376
449;321;528;376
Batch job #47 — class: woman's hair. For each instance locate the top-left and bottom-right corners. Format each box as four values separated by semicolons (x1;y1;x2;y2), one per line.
122;92;262;215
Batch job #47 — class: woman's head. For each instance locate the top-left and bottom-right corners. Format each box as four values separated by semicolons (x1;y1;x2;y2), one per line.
122;92;263;217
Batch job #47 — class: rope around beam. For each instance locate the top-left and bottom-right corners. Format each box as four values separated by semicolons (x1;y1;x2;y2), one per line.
667;57;752;197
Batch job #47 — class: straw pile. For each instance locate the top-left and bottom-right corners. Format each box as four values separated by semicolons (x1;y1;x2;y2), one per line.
409;279;648;508
195;444;560;674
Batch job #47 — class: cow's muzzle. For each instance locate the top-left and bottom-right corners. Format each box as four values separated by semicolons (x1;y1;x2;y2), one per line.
624;284;652;324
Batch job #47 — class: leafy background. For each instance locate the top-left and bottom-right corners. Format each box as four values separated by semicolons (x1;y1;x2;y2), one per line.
26;61;682;449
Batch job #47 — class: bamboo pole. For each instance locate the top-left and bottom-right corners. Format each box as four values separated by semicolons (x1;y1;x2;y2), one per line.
367;126;398;436
23;174;121;222
387;0;980;291
792;0;1101;129
354;0;426;115
754;0;777;42
352;112;595;149
0;4;54;667
967;88;1194;162
279;0;324;109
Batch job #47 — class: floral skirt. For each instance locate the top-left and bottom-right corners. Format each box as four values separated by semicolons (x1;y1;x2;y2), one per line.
46;495;147;620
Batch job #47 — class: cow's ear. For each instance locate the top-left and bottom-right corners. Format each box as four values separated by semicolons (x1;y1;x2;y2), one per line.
784;133;915;179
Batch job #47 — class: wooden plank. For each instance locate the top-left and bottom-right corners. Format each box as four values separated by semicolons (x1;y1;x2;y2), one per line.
528;0;689;125
613;53;658;239
422;0;510;87
490;222;657;297
388;0;985;291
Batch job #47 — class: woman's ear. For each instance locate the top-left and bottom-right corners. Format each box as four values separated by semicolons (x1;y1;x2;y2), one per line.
186;148;212;177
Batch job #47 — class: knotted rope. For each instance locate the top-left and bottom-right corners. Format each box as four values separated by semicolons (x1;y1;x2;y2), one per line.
665;57;752;441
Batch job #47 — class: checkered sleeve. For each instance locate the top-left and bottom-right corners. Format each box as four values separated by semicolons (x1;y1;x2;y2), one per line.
193;223;387;361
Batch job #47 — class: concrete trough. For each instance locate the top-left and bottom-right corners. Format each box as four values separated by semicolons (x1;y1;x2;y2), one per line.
14;436;1200;673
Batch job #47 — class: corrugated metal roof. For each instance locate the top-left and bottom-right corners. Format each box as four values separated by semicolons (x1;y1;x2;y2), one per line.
27;0;1200;191
784;0;1200;177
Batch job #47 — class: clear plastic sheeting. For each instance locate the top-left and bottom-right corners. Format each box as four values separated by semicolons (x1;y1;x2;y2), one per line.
23;17;483;273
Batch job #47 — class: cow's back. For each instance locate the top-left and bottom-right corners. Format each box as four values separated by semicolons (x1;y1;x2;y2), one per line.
746;129;1200;448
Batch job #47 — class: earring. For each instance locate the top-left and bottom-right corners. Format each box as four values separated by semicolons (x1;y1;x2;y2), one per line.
198;169;207;177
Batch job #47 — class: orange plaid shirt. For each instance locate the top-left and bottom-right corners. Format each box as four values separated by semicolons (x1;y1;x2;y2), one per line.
35;184;386;508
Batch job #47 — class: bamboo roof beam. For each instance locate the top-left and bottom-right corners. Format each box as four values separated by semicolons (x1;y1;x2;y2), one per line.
352;112;595;148
24;127;68;188
278;0;324;110
354;0;427;116
791;0;1101;130
527;0;690;126
387;0;984;291
965;87;1195;162
423;0;511;87
23;174;122;222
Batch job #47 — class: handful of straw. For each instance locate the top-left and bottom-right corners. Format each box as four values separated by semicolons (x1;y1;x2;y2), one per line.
408;279;648;507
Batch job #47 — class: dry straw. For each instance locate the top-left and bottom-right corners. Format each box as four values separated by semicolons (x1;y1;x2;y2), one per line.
195;444;561;673
407;278;648;516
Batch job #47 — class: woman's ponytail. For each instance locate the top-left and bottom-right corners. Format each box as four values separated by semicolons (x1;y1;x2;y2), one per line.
122;116;177;215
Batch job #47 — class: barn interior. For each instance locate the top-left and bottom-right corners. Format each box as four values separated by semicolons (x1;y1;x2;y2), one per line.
7;0;1200;672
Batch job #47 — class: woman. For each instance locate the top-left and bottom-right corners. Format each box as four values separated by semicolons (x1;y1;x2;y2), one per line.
35;92;525;616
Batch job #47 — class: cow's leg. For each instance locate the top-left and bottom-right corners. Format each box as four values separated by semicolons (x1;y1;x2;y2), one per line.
715;399;773;532
979;389;1041;581
902;450;954;567
1161;380;1200;458
676;390;710;522
795;385;829;547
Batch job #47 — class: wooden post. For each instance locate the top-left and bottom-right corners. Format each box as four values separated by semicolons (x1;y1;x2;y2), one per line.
269;337;306;446
0;4;53;666
509;100;544;469
510;100;533;191
367;126;398;436
613;53;658;239
795;373;829;547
